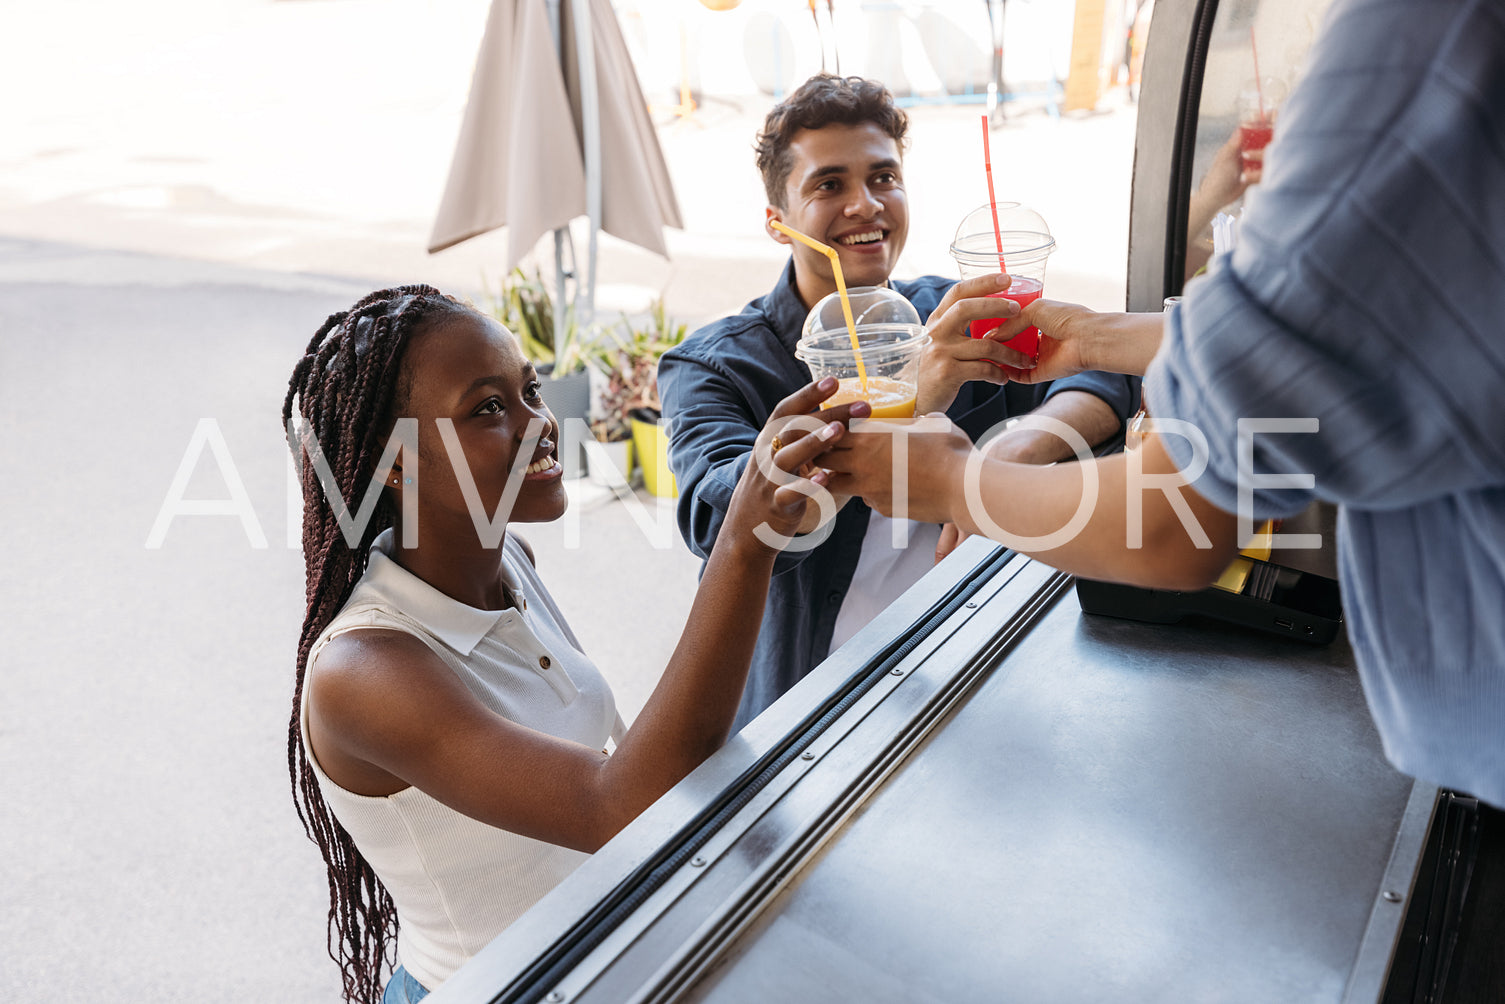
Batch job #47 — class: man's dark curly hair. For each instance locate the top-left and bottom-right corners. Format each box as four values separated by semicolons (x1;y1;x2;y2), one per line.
754;74;909;208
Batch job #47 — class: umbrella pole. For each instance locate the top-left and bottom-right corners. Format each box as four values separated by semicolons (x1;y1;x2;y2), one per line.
570;0;601;335
986;0;1007;124
553;229;572;361
542;0;600;350
547;0;572;353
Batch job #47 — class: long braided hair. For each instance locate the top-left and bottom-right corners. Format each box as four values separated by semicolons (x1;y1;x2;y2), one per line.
282;285;472;1002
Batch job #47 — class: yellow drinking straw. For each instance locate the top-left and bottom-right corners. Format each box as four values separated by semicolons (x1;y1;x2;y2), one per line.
770;219;869;393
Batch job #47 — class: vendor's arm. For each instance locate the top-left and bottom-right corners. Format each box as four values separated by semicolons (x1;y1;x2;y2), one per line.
1003;301;1165;384
917;278;1139;456
935;382;1130;561
822;417;1241;591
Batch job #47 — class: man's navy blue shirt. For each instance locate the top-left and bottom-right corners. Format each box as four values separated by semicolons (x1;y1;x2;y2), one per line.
659;260;1139;728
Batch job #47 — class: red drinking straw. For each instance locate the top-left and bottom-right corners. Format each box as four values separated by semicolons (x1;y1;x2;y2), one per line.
980;114;1008;273
1249;26;1267;121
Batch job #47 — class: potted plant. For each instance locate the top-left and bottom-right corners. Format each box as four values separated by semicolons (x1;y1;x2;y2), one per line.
605;301;689;499
485;268;592;477
584;346;639;492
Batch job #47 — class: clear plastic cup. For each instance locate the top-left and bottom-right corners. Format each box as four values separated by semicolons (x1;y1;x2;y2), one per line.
1237;78;1287;170
795;286;928;418
949;203;1055;372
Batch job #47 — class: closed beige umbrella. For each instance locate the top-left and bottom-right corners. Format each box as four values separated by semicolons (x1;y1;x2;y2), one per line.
428;0;683;337
558;0;682;262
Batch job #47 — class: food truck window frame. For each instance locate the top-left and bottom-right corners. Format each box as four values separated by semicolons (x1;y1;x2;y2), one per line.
1127;0;1213;310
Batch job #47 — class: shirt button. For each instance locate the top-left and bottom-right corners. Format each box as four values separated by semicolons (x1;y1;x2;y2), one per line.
827;591;843;605
539;655;552;669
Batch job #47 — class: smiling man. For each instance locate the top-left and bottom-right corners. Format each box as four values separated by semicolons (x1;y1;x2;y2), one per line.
658;74;1139;729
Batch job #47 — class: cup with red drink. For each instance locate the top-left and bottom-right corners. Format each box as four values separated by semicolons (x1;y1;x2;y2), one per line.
948;202;1056;379
1236;77;1287;175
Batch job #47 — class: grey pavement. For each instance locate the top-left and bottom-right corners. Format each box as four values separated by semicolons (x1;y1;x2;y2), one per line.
2;1;1136;999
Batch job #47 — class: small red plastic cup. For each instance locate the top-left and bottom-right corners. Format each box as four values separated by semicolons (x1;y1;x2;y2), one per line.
1236;78;1285;171
949;203;1055;378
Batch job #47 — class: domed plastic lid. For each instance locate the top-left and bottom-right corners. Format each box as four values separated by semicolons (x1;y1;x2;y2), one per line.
950;202;1055;269
953;202;1051;244
800;285;922;344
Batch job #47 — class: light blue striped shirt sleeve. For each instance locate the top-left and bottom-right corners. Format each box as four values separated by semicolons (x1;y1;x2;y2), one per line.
1145;0;1505;807
1148;0;1505;517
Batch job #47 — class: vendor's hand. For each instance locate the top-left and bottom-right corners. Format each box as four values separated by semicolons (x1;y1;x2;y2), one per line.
1005;301;1163;381
915;274;1037;414
726;378;870;551
935;522;972;564
821;413;973;525
996;299;1098;385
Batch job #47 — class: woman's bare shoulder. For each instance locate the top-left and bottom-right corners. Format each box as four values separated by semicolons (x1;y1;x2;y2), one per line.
308;629;450;723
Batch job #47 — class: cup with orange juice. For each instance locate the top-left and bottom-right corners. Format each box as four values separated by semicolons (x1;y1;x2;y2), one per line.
948;202;1056;379
795;286;928;419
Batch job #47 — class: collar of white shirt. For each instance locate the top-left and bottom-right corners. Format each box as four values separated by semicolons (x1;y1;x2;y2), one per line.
360;528;527;656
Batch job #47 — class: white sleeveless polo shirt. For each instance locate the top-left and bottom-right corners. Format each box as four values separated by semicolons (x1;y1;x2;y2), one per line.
301;529;626;992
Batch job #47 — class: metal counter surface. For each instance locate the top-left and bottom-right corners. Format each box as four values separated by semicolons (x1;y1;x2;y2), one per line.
433;547;1429;1004
677;580;1422;1003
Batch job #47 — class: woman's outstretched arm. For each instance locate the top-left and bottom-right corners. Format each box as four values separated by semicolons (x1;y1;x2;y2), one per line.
308;380;861;852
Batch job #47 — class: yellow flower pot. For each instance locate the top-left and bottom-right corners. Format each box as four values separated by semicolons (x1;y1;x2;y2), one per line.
630;412;677;498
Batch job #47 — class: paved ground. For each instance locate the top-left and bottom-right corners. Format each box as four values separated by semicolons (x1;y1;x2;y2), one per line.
1;1;1137;999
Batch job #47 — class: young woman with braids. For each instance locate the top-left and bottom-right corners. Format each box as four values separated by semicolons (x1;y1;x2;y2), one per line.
282;285;866;1003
